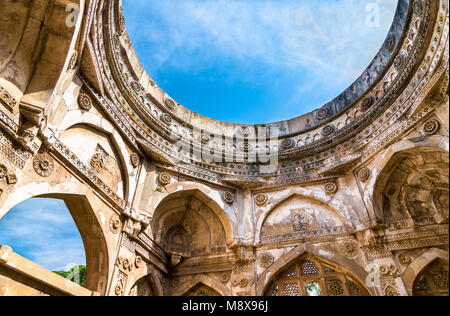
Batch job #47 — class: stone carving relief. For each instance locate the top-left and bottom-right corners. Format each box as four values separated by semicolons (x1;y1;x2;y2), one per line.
337;239;360;257
423;119;441;135
164;98;177;111
222;191;234;204
261;196;344;243
358;168;371;182
110;214;121;234
130;152;140;168
157;172;171;186
316;107;329;120
398;254;412;265
324;182;338;194
258;252;275;269
33;153;54;177
254;193;268;206
90;145;109;173
0;86;17;112
77;93;92;111
322;124;336;136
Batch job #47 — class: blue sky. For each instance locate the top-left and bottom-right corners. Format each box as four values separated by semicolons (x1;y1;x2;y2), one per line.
0;198;85;271
123;0;397;124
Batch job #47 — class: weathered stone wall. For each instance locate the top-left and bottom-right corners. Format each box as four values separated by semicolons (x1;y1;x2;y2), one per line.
0;0;448;296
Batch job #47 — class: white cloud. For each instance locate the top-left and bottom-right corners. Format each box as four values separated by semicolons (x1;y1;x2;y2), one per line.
0;198;85;271
126;0;397;85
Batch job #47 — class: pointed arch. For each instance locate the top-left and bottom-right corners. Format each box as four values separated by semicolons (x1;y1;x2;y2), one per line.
0;184;112;295
153;182;235;247
171;274;230;296
403;248;449;296
256;243;375;296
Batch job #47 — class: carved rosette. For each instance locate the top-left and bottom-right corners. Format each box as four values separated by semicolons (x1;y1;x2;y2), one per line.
77;93;92;111
160;113;172;125
280;138;294;150
398;254;412;265
0;86;17;111
131;81;141;94
220;272;231;283
135;256;142;269
109;214;121;234
338;239;359;257
114;281;123;296
384;284;401;296
33;153;54;177
254;193;268;206
423;119;440;135
361;96;375;110
130;153;140;168
164;98;177;111
324;182;338;194
158;172;171;186
201;134;210;145
385;35;396;53
380;265;399;277
316;107;329;120
117;256;134;273
258;252;275;269
358;168;371;182
238;126;252;137
222;191;234;204
394;52;406;70
322;124;336;136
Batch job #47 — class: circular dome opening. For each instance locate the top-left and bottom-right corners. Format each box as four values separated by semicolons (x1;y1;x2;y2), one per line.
123;0;397;124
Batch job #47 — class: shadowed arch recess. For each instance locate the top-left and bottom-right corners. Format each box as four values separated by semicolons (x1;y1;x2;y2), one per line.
0;193;110;295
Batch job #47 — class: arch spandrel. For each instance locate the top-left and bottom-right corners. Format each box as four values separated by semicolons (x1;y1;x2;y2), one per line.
256;243;375;296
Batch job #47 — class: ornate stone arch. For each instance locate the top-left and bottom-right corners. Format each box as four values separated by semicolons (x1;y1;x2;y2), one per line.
0;183;112;295
171;274;231;296
256;243;375;296
372;144;449;226
1;0;86;120
402;248;449;296
58;110;140;201
153;182;235;246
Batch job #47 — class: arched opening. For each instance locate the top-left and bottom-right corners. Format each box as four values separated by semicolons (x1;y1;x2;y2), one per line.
182;283;221;297
152;189;230;266
0;194;109;295
265;255;369;296
413;259;449;296
373;148;449;228
129;275;158;296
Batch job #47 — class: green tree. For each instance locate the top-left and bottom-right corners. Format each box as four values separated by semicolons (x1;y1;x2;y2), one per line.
53;265;86;287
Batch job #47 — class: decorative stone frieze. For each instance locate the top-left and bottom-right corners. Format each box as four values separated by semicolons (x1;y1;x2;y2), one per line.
258;253;275;269
77;93;92;111
358;168;371;182
157;172;171;186
423;119;441;135
324;182;338;194
254;193;268;206
110;214;121;234
130;153;140;168
33;153;54;177
222;191;234;204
